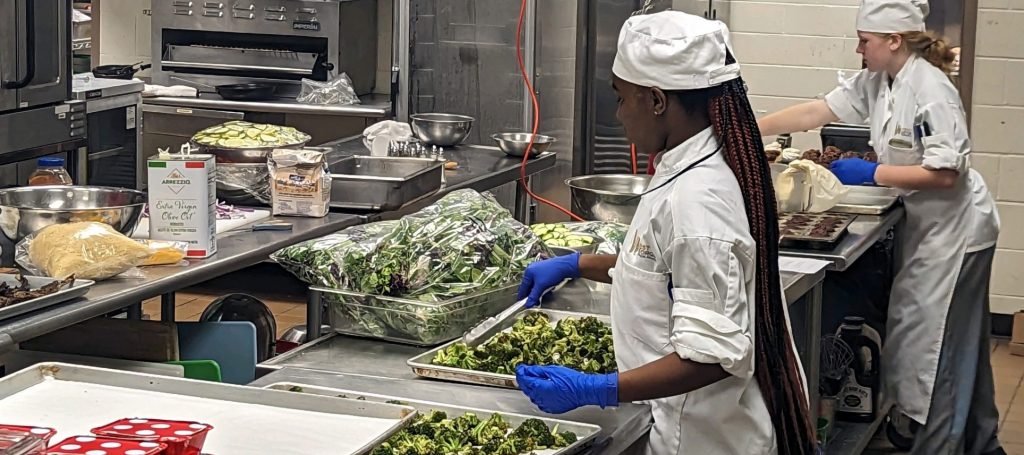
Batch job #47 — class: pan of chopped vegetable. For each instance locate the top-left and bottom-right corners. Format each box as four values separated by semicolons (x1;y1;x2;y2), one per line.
407;309;615;389
267;382;602;455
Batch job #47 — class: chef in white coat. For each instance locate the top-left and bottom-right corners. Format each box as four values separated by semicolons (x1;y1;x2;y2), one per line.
515;12;816;454
759;0;1003;453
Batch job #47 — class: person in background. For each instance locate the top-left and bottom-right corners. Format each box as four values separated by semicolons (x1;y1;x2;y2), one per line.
758;0;1002;452
514;11;816;454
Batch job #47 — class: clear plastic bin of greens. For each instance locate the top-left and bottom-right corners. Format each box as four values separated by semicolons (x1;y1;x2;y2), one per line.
321;282;520;346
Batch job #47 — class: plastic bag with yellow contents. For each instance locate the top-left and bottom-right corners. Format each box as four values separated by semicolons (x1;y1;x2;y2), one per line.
138;240;189;266
16;222;151;281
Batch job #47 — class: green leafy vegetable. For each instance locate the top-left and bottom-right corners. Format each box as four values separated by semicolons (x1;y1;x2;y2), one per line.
433;312;617;375
273;190;550;344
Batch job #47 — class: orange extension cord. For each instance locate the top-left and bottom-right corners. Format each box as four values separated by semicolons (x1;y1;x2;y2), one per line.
515;0;584;221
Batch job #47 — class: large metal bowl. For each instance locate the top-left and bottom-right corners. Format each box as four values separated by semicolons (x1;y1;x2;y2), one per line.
216;163;271;206
491;133;556;158
410;113;474;147
0;186;147;242
565;174;651;224
192;141;308;164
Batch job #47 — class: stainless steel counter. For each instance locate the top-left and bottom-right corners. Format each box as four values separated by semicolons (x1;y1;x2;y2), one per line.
0;213;366;353
249;367;651;454
780;207;904;272
262;270;826;454
316;135;557;221
0;143;558;354
143;94;392;118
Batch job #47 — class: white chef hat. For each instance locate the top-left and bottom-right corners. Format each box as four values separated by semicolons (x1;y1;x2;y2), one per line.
611;11;740;91
856;0;929;33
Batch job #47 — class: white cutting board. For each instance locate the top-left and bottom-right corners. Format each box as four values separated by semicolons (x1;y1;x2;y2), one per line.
0;380;401;455
131;210;271;239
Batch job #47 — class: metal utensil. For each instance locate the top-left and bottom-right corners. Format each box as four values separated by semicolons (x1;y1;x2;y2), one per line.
410;113;474;147
215;83;277;101
491;132;556;158
0;186;146;242
565;174;652;224
462;279;568;345
819;334;854;397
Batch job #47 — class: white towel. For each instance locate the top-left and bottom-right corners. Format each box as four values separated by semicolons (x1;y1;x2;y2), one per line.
142;84;198;98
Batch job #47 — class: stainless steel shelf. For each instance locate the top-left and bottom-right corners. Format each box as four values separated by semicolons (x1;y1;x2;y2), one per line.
826;405;890;454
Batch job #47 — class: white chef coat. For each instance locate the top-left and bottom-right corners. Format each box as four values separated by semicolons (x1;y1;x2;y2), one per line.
610;127;776;455
824;54;1000;423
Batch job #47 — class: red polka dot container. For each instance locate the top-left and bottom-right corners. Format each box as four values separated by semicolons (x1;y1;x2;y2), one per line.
45;436;167;455
0;425;57;446
90;419;212;455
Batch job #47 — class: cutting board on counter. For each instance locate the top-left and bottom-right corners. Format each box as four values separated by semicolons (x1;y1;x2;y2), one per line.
131;209;271;239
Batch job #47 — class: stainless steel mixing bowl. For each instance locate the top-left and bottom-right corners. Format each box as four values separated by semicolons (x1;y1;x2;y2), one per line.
410;113;475;147
565;174;652;224
491;133;556;158
0;186;147;242
192;140;308;164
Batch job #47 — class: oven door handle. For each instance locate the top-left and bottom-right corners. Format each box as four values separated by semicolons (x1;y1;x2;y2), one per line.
87;147;127;161
2;0;35;90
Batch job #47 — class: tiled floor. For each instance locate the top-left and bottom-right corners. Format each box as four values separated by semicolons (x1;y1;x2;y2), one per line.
144;289;1024;453
864;339;1024;454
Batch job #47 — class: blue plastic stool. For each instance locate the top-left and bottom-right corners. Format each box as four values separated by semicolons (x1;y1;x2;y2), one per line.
176;321;257;385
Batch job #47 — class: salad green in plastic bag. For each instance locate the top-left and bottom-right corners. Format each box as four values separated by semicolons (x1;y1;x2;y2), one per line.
272;190;550;344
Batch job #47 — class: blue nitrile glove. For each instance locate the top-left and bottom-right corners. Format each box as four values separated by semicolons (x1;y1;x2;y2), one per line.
517;252;580;308
516;364;618;414
829;158;879;185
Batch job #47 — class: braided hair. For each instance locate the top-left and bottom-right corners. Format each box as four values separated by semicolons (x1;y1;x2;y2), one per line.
672;67;816;452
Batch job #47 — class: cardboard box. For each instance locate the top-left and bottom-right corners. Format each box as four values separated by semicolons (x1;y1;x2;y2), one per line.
1011;342;1024;357
1011;312;1024;357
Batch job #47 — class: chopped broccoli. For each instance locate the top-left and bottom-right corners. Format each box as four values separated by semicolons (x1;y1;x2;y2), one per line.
371;411;568;455
288;386;304;393
551;430;578;448
371;442;395;455
510;419;555;448
433;312;616;375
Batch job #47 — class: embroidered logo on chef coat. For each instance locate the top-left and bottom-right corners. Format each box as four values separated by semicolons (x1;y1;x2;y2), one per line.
628;234;656;260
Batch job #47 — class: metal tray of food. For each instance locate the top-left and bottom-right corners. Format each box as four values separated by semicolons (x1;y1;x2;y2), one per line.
323;282;520;347
408;309;613;389
0;274;94;322
831;186;900;215
0;363;417;455
328;155;445;211
779;212;856;250
265;382;602;455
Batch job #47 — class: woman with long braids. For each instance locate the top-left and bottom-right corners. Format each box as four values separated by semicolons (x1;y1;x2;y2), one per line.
760;0;1002;453
514;11;815;454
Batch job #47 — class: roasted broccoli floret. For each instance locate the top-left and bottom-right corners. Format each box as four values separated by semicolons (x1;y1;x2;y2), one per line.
451;412;482;433
423;410;448;423
510;419;555;448
371;442;395;455
406;419;437;438
456;446;483;455
491;439;523;455
394;434;440;455
551;430;578;448
288;386;304;392
471;413;510;445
